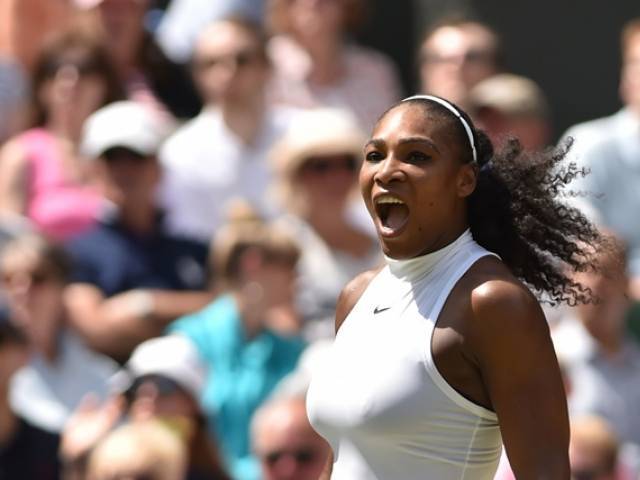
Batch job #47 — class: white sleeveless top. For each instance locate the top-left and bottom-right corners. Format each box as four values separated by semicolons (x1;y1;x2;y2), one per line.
306;230;503;479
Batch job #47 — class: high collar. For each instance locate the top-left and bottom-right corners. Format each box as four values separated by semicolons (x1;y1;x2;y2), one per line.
385;229;474;283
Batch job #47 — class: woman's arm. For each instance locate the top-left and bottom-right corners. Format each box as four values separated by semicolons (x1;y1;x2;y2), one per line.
0;139;28;214
470;280;570;480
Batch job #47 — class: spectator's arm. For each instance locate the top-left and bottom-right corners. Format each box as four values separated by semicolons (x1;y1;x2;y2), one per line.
0;138;28;214
64;283;214;358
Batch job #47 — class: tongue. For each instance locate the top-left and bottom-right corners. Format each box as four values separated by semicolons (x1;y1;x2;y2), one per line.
383;204;409;230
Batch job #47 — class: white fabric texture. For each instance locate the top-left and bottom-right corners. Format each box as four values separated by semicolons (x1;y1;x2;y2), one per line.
9;330;117;433
159;106;299;241
306;230;502;479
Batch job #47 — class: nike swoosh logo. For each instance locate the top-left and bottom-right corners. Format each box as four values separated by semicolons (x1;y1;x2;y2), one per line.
373;306;390;314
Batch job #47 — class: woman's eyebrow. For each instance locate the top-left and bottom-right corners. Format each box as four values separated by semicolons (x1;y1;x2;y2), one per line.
364;138;385;150
397;136;440;153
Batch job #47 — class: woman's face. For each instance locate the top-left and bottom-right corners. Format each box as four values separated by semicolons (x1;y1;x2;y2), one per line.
295;153;358;211
360;103;476;259
39;57;108;129
0;254;65;348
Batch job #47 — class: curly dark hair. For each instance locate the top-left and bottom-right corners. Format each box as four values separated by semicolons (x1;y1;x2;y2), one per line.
402;96;602;306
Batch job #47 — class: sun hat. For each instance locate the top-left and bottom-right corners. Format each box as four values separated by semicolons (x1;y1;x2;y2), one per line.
468;73;550;119
271;107;366;178
80;101;168;159
110;335;207;400
270;108;366;206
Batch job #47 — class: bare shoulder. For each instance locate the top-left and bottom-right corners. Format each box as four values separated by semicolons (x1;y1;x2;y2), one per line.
462;256;550;361
335;267;383;334
0;137;27;167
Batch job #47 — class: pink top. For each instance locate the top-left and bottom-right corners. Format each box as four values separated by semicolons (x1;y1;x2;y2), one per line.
267;35;403;132
20;129;102;240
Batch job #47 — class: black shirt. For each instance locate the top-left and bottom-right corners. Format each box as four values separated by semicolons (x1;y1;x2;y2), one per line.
0;417;60;480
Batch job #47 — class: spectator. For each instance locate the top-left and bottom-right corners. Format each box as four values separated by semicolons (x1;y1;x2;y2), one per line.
0;234;116;433
418;17;502;107
569;416;626;480
76;0;199;119
86;420;188;480
467;73;552;151
64;101;211;361
251;395;329;480
270;108;380;338
553;243;640;446
0;307;61;480
61;335;231;480
0;28;123;240
561;19;640;300
168;212;305;480
561;18;640;168
266;0;402;131
160;17;299;241
155;0;265;64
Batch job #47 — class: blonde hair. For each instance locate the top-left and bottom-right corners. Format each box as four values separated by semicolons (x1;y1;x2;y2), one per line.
87;420;187;480
212;200;300;286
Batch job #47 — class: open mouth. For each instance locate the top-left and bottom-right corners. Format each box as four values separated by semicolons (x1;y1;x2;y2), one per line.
374;194;409;236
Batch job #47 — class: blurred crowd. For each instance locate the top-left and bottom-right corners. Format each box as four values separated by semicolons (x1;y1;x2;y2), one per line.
0;1;639;479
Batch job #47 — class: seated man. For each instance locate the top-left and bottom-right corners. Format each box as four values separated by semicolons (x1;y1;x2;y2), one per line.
65;101;212;360
251;394;329;480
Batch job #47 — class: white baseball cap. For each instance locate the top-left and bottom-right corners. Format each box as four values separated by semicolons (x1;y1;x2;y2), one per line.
110;335;207;400
80;101;168;159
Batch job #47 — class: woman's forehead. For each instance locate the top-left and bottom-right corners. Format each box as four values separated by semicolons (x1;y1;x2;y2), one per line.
371;103;451;141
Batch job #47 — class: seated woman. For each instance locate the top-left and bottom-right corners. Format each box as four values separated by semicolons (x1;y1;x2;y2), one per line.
0;28;124;240
168;210;306;480
270;108;381;339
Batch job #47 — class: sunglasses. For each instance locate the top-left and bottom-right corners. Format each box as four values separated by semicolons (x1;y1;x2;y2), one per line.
194;49;262;72
572;468;610;480
42;57;101;77
300;155;358;175
1;269;55;287
421;49;495;66
102;147;151;163
262;448;318;467
127;375;183;399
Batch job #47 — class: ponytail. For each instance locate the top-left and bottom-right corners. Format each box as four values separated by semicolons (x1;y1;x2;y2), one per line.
468;134;601;305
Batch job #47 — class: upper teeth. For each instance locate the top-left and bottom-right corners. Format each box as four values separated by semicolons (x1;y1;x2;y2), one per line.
376;195;404;205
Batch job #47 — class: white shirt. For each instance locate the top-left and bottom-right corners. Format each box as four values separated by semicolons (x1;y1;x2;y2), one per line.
9;330;117;432
159;106;298;241
307;230;502;479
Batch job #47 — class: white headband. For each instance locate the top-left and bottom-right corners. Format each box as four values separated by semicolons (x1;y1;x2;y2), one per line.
402;94;477;163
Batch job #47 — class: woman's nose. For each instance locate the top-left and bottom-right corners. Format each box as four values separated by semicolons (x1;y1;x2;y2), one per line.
374;156;405;185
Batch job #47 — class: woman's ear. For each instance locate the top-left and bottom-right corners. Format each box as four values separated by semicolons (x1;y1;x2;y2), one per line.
457;162;478;198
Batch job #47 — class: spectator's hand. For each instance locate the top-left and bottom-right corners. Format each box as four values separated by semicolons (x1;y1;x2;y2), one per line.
60;393;125;465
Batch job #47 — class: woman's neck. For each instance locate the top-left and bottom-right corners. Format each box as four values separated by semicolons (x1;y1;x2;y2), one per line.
304;204;372;257
232;289;266;339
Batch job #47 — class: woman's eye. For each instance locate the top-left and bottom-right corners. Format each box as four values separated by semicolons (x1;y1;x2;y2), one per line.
365;150;384;162
407;151;430;163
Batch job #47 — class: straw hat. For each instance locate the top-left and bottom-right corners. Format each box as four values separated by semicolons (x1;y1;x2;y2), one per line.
270;108;366;205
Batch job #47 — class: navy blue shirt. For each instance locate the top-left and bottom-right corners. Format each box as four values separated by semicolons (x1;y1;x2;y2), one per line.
65;211;209;296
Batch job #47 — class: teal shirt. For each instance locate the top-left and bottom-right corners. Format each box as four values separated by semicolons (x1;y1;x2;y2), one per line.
168;295;305;480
